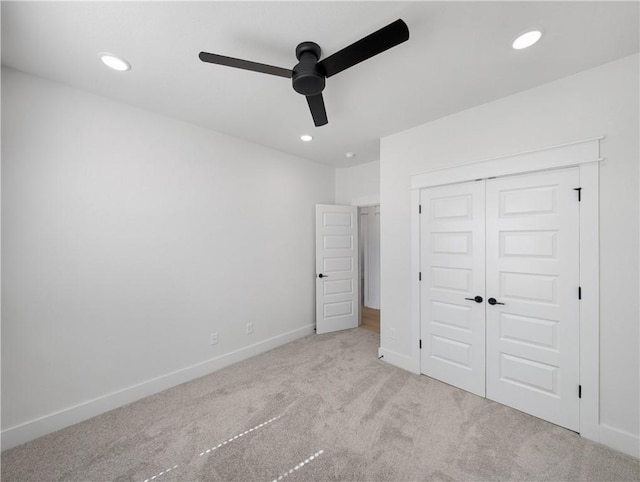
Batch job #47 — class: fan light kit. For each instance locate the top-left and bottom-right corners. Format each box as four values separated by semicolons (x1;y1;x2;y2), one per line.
100;53;131;71
300;135;313;142
512;30;542;50
199;19;409;127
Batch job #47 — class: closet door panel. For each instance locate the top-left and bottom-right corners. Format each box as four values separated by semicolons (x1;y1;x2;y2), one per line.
420;181;486;397
485;168;580;431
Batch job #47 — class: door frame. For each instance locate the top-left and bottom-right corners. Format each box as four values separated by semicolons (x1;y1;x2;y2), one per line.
352;196;381;331
361;205;381;310
410;137;602;442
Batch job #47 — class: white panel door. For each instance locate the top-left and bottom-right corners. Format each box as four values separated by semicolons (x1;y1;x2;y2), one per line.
315;204;359;334
420;181;486;397
485;168;580;431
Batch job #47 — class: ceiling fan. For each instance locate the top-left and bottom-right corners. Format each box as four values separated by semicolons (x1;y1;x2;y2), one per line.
198;19;409;127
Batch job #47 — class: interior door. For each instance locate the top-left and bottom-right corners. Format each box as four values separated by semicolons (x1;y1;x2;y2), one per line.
485;168;580;431
420;181;486;397
315;204;359;334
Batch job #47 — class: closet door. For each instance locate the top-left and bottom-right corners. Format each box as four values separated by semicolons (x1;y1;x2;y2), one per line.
485;168;580;431
420;181;486;397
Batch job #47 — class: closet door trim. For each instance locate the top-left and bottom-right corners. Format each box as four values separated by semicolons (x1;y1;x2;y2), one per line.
411;136;602;189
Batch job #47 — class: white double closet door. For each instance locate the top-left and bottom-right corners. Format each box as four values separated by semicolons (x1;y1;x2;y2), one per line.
420;168;580;431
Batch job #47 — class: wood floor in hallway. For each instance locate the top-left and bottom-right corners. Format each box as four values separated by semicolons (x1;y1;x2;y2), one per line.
361;306;380;334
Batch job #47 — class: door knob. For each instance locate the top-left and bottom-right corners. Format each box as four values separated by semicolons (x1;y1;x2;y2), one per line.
464;295;483;303
318;273;328;278
488;297;505;305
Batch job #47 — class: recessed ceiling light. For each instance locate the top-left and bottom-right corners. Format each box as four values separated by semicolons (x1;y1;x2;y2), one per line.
300;134;313;142
512;30;542;50
345;152;356;159
100;53;131;71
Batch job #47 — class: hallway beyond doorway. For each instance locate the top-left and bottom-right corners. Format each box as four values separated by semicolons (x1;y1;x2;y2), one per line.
361;307;380;334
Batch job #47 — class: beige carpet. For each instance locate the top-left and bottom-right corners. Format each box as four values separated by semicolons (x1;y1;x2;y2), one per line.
2;328;639;481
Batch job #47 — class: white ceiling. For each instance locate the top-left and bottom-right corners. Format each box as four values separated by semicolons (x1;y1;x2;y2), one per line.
2;1;638;167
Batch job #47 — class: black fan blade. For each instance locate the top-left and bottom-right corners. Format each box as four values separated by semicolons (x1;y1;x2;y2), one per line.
199;52;293;78
306;94;328;127
318;19;409;78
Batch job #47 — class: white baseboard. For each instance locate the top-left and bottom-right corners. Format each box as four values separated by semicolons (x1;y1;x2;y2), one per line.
377;347;419;374
598;424;640;459
1;324;315;451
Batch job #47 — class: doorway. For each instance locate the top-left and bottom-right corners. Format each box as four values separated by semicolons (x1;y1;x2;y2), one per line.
359;205;380;334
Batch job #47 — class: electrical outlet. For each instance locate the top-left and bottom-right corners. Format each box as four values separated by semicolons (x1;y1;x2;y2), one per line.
210;332;218;345
390;328;397;339
246;322;254;335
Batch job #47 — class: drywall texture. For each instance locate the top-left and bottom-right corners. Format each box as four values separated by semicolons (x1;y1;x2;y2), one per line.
1;68;334;433
380;55;639;446
335;160;380;206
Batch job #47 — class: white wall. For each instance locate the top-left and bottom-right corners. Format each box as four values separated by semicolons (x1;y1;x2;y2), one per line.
335;160;380;206
1;67;334;446
380;54;639;456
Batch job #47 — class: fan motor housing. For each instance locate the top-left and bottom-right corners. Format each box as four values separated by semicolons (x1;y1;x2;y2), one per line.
292;42;326;96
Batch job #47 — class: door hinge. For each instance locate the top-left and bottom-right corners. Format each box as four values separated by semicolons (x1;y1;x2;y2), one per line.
578;286;582;300
418;204;422;214
574;187;582;201
419;272;422;281
579;385;582;398
419;339;422;349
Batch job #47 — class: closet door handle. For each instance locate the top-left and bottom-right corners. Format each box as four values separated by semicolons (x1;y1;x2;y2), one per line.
488;297;505;305
318;273;328;278
464;296;483;303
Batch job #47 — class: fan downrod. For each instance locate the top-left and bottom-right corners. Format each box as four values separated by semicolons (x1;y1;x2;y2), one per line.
292;42;326;96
